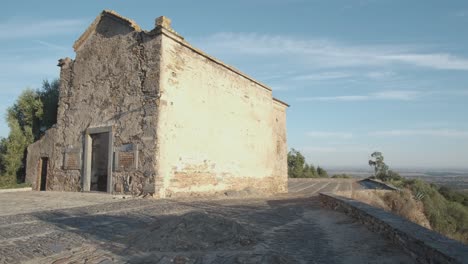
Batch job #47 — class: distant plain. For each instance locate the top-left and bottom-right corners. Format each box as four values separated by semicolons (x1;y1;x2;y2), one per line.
328;168;468;192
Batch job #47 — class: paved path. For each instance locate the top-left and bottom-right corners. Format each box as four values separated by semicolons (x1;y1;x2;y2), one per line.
0;180;414;263
288;179;360;195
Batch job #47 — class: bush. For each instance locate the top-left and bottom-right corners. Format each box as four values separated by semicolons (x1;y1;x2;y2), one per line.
287;149;328;178
404;179;468;244
382;189;431;229
438;186;468;207
331;174;352;179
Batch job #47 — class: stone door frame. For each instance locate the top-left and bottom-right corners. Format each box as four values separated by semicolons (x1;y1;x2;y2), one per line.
83;126;114;193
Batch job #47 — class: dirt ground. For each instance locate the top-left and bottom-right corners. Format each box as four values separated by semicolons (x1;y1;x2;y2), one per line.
0;179;415;263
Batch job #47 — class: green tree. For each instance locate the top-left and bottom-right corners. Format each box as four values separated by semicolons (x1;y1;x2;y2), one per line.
0;79;59;185
303;164;318;178
0;138;6;175
368;151;389;180
368;151;403;181
37;80;59;139
317;166;328;178
1;90;40;182
331;174;352;179
287;149;328;178
288;149;305;178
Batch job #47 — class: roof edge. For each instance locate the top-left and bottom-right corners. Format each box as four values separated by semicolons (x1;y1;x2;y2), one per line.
156;27;273;93
73;10;142;52
273;97;290;107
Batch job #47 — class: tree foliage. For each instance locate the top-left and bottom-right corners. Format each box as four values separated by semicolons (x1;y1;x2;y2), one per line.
366;152;467;243
331;173;352;179
0;80;59;185
403;179;468;243
368;151;401;181
287;149;328;178
316;166;328;178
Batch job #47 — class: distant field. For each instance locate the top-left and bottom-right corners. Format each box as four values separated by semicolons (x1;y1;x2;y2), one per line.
403;175;468;192
327;169;468;192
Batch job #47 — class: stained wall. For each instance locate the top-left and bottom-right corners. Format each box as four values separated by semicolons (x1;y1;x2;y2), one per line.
155;29;288;197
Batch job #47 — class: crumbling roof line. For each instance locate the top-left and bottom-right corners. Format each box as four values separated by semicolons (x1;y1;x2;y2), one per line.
73;10;142;52
273;97;290;107
157;27;274;93
72;10;289;107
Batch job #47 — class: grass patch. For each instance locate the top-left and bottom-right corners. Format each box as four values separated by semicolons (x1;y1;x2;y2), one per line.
0;175;31;189
401;179;468;243
0;182;31;189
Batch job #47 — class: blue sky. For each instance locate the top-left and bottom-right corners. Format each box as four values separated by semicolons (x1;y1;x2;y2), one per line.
1;0;468;169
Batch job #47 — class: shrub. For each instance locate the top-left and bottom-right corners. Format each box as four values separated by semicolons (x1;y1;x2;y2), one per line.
403;179;468;244
331;174;352;179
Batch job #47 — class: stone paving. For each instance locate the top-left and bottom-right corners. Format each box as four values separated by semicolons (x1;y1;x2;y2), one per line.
287;179;360;195
0;179;415;263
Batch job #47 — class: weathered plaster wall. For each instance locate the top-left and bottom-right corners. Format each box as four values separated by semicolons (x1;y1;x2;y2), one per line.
272;101;288;188
156;31;288;197
26;127;58;190
26;12;288;197
27;13;162;194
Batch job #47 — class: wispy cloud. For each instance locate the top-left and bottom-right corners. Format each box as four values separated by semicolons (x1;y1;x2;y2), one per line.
380;54;468;70
306;131;353;139
196;33;468;71
298;90;422;102
303;145;370;153
291;71;353;81
366;71;395;80
369;129;468;137
0;18;87;40
455;10;468;17
34;40;68;51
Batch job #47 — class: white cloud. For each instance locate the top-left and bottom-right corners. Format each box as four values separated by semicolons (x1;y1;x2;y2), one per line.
291;71;353;81
306;131;353;139
0;18;87;40
366;71;395;80
297;90;421;102
303;146;370;153
455;10;468;17
303;147;339;153
380;54;468;70
369;129;468;137
34;40;68;51
196;32;468;71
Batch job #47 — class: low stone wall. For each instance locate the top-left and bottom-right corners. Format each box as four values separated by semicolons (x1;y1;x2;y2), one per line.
320;192;468;264
0;187;32;193
358;178;399;190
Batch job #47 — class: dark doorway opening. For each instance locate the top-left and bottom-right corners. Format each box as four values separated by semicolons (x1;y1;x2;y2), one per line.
39;157;48;191
90;132;109;192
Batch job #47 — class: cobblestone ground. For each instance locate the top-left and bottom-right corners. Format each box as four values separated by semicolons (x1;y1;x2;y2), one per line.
0;180;415;264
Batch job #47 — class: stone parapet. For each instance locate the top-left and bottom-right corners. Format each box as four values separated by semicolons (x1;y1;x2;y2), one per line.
320;192;468;264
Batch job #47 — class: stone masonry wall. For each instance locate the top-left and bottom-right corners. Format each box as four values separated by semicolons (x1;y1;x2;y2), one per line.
155;30;288;197
26;11;289;197
272;101;288;190
27;13;162;194
320;193;468;264
26;127;58;190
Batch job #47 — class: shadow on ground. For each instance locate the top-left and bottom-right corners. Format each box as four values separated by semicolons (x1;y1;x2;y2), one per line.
29;197;339;263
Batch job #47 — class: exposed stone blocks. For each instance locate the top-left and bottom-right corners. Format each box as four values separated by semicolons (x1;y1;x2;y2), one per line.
320;193;468;264
25;10;288;198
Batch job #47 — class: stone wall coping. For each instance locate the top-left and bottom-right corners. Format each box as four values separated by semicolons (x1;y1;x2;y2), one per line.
72;10;289;107
359;178;400;190
288;178;357;182
273;97;290;107
155;27;276;94
320;192;468;264
73;10;142;52
0;187;32;193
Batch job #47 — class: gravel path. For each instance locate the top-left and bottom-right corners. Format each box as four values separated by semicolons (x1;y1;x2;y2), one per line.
0;180;414;263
